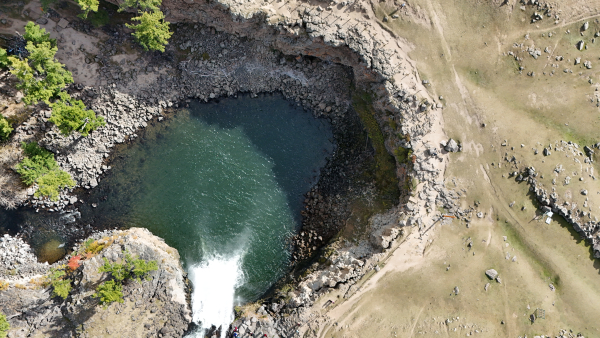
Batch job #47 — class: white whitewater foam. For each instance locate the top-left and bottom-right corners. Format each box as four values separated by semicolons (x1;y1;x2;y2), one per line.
188;254;245;338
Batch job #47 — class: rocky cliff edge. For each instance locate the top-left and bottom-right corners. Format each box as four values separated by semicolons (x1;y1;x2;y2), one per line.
0;228;191;338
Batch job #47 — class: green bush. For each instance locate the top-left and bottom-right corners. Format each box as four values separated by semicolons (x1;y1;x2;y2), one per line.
75;0;99;18
94;280;123;305
35;169;76;201
99;253;158;283
126;11;172;52
129;256;158;282
16;142;75;201
0;48;9;68
118;0;161;12
87;8;110;27
0;312;8;338
0;117;12;142
99;257;131;282
16;142;59;185
8;41;73;105
49;269;72;300
96;253;157;305
50;97;105;137
51;279;72;300
23;21;56;47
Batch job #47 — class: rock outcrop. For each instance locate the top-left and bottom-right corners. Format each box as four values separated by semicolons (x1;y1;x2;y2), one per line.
0;228;191;338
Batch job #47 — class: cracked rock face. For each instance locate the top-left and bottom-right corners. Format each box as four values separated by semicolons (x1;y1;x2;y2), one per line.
0;228;191;338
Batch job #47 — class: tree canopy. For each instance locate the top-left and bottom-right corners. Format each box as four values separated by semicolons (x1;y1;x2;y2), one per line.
8;41;73;105
0;48;9;68
16;142;75;201
75;0;99;18
0;116;12;142
23;21;56;47
126;10;172;52
118;0;162;13
50;96;106;137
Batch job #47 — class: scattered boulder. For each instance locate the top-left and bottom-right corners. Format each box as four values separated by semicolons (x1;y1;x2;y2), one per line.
445;139;459;152
485;269;498;280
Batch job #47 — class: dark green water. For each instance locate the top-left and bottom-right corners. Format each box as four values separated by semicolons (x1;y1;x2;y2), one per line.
76;93;333;331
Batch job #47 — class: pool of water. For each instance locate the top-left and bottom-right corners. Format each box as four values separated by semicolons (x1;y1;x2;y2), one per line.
76;93;334;333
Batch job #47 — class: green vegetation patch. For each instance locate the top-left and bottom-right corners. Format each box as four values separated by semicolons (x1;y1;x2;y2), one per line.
352;90;400;205
49;268;72;300
126;11;173;52
86;7;110;27
0;116;13;142
501;220;561;288
0;311;8;338
95;252;158;305
50;95;105;137
16;142;75;201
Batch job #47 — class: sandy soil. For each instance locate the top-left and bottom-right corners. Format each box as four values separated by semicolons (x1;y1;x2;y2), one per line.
297;0;600;336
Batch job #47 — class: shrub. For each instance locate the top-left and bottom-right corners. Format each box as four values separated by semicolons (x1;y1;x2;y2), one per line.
16;142;59;185
67;255;82;271
0;48;9;68
95;253;157;305
126;11;172;52
35;169;75;200
16;142;75;201
23;22;56;47
49;269;72;300
94;280;124;305
0;280;8;291
49;97;105;137
99;253;157;282
99;257;131;282
129;256;158;282
75;0;99;18
87;8;110;27
8;42;73;105
83;240;107;255
0;117;12;142
0;312;9;338
118;0;161;13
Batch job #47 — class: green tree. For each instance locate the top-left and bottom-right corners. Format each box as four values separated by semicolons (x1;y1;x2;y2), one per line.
76;0;99;18
0;48;9;68
129;256;158;282
93;280;124;305
49;269;72;300
0;116;12;142
0;311;9;338
8;42;73;104
99;257;131;282
16;142;75;201
118;0;161;13
126;11;172;52
35;169;75;200
23;21;56;47
50;97;105;137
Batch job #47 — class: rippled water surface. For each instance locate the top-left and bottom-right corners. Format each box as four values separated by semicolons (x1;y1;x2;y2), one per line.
78;93;334;332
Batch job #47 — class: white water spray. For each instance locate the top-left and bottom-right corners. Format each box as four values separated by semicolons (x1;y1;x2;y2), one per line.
187;254;245;337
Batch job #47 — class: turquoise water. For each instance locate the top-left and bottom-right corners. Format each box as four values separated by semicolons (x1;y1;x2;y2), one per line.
78;94;333;331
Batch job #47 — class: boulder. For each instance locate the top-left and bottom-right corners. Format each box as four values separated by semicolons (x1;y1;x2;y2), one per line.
485;269;498;280
445;139;459;152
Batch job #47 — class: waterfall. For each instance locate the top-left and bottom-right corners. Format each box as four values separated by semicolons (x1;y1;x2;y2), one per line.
187;254;245;338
